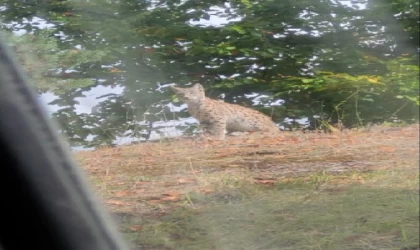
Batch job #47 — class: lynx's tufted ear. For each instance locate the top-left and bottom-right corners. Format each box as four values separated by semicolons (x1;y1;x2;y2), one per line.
192;83;205;91
192;83;206;98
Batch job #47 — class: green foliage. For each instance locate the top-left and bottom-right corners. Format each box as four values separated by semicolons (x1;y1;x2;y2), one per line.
383;56;419;105
115;0;418;127
3;29;106;94
276;54;419;126
1;0;419;146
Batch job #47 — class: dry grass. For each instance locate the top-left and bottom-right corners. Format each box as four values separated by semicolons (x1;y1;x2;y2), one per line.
74;124;419;250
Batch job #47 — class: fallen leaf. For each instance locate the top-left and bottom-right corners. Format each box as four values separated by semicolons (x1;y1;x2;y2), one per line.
133;181;149;186
300;148;312;152
128;225;143;232
114;190;135;197
197;188;214;194
209;152;233;159
164;182;178;187
378;146;396;153
226;164;240;167
253;177;277;185
177;178;196;184
106;200;128;206
256;180;276;185
160;192;181;202
146;196;161;201
160;196;180;202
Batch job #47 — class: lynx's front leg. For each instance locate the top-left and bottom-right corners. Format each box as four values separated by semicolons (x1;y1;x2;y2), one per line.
203;119;227;140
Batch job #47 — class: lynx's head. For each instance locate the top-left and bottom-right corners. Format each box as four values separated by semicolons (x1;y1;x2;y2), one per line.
170;83;206;104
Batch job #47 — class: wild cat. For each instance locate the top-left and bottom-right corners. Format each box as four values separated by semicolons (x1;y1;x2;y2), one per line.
170;83;280;140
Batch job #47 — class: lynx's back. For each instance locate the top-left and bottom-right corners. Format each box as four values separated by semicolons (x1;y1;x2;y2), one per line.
170;83;279;139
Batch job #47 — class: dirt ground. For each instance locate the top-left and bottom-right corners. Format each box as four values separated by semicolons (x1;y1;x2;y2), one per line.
74;124;419;250
75;124;419;212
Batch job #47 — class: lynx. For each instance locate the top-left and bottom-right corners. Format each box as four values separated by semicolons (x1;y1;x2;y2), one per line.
170;83;280;140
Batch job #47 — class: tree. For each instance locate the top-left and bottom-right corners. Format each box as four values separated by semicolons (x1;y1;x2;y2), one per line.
1;0;418;147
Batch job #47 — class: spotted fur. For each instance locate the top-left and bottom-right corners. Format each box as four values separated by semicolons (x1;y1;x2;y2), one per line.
170;83;280;139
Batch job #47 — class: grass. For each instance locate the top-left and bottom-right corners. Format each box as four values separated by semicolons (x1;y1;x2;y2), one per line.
74;124;419;250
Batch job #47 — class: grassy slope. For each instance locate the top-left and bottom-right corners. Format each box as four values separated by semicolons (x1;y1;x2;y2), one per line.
74;125;419;250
